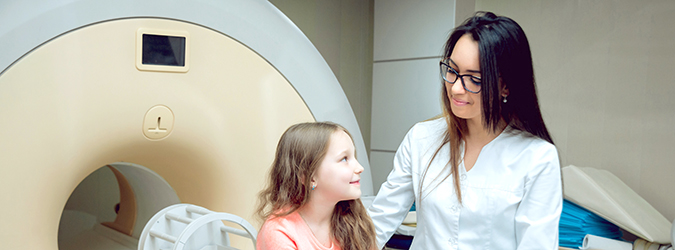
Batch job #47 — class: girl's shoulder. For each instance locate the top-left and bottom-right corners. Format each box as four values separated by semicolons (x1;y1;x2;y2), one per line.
257;212;300;249
259;210;340;250
258;210;304;247
261;210;302;230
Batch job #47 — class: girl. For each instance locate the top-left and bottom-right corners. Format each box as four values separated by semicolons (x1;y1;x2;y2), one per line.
256;122;376;250
368;12;563;249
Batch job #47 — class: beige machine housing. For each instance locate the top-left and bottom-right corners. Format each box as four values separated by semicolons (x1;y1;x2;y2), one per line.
0;1;373;250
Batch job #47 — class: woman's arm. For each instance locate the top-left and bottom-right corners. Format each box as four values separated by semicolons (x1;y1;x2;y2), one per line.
367;128;417;249
514;144;563;250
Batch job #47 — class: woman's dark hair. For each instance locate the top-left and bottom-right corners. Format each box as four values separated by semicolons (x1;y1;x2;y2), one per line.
444;11;552;141
421;11;554;203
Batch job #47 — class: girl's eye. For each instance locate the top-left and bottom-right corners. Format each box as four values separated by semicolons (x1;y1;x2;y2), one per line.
341;157;348;162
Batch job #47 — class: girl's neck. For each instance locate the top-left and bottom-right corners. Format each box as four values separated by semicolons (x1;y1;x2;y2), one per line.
298;199;334;225
297;198;336;247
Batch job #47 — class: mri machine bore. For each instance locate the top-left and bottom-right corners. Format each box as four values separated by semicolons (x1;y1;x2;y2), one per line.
0;1;373;250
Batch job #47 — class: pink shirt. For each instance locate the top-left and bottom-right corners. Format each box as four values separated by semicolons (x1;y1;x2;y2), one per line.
257;210;341;250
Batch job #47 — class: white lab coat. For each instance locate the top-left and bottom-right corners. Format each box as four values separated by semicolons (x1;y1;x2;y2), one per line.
368;118;562;250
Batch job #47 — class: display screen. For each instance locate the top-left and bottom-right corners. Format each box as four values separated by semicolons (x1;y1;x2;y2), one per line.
142;34;186;66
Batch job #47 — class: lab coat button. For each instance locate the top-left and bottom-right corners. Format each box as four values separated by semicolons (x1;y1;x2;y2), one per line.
460;174;467;181
448;238;457;247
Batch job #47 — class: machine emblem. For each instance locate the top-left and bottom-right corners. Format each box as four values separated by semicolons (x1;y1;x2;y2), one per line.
143;105;174;140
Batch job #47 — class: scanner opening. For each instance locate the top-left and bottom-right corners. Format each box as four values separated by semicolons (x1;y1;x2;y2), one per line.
58;162;180;250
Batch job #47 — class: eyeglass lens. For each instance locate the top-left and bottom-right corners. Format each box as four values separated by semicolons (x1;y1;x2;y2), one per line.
440;62;481;93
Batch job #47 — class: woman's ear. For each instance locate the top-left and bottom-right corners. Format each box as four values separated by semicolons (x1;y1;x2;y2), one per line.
500;81;509;98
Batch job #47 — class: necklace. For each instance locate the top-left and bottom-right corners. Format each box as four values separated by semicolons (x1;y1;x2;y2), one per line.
298;210;333;248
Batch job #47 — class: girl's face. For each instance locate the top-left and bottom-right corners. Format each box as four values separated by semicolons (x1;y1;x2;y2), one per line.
312;130;364;202
447;34;483;123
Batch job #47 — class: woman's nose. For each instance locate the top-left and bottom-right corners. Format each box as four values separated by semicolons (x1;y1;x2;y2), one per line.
450;79;466;94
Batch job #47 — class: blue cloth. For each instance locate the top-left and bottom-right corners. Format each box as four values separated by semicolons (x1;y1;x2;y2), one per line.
559;199;623;248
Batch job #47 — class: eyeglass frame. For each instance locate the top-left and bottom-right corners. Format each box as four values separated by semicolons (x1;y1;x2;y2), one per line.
439;60;483;94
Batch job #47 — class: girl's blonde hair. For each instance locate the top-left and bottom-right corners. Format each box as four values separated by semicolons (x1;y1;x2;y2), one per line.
256;122;376;250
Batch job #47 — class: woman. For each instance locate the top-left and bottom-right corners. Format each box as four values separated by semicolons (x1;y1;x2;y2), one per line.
368;12;562;249
256;122;377;250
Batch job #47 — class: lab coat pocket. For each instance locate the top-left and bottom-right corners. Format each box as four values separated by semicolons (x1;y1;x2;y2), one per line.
487;185;525;249
460;184;525;249
487;185;524;219
463;184;524;219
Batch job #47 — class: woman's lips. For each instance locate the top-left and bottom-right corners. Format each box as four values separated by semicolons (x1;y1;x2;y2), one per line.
452;98;469;106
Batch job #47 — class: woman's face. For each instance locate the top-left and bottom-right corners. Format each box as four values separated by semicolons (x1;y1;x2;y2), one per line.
446;34;483;123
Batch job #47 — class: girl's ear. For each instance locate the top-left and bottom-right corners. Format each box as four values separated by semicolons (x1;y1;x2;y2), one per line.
305;173;316;189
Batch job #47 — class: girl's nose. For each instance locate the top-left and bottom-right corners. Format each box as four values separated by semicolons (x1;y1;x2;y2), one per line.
354;161;364;174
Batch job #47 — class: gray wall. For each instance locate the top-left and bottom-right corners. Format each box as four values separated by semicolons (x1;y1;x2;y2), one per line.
369;0;455;193
269;0;374;154
476;0;675;221
271;0;675;222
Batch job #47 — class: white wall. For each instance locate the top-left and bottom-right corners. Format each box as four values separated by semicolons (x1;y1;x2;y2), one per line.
369;0;455;192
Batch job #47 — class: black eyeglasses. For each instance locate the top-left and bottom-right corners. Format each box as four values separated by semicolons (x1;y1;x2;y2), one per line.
439;61;482;94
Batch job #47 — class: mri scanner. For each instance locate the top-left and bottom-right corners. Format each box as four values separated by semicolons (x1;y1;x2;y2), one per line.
0;0;374;249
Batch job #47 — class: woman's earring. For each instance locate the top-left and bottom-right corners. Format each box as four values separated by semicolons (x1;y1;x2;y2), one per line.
311;185;316;191
503;95;508;103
